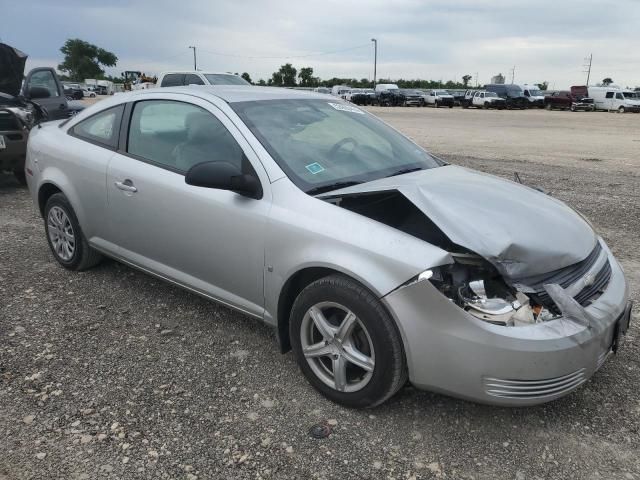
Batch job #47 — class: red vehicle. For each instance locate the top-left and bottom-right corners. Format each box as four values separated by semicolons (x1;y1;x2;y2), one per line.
544;88;595;112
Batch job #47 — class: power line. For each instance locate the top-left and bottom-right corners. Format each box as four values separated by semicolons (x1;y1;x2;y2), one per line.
197;43;371;60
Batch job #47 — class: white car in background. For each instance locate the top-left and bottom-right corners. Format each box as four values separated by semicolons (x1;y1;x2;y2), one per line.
157;71;250;87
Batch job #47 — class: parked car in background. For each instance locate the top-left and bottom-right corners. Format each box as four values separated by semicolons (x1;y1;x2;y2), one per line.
331;85;351;99
393;89;424;107
544;91;595;112
518;84;545;108
1;42;78;183
313;87;331;94
63;83;84;100
423;89;454;108
589;87;640;113
485;84;528;109
24;86;632;408
82;88;97;98
448;89;467;106
471;91;506;109
347;88;376;106
461;89;478;108
157;71;250;88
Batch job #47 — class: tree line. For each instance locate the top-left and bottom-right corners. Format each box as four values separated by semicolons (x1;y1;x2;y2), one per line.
54;39;629;91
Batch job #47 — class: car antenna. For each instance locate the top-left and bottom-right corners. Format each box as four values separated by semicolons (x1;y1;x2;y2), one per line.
514;172;523;184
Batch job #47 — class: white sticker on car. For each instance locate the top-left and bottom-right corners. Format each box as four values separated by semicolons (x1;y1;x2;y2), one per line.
327;103;365;114
0;135;6;150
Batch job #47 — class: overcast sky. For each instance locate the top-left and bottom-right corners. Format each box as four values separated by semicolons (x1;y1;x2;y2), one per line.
3;0;640;88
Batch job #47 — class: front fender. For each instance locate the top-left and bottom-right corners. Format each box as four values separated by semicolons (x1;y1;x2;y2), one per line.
263;179;453;326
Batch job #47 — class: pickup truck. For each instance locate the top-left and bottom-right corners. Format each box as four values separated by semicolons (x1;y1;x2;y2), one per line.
423;89;454;108
471;90;506;109
544;91;595;111
1;42;75;183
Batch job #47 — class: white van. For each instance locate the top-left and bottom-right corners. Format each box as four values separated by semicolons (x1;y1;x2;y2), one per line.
589;87;640;113
517;84;545;108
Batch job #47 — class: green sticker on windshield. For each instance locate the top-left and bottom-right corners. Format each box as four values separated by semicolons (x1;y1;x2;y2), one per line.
305;162;325;174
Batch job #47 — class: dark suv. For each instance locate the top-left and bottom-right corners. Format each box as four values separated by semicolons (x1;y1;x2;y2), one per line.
485;84;528;109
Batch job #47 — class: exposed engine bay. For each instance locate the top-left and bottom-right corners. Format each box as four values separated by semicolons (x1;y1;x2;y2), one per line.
323;189;599;327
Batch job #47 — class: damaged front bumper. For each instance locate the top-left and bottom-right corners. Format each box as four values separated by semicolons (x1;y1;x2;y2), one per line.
383;242;631;406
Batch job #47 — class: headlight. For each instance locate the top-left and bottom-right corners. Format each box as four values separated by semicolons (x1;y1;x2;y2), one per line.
429;257;558;327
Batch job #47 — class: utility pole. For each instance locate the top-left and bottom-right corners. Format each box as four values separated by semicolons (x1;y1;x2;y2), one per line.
189;46;197;70
371;38;377;87
510;66;516;84
475;72;479;87
583;53;593;86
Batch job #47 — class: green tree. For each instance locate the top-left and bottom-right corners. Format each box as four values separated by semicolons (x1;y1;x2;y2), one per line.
241;72;252;84
602;77;613;86
537;81;549;91
58;38;118;82
277;63;297;87
462;75;472;87
270;71;283;86
257;79;267;86
298;67;315;87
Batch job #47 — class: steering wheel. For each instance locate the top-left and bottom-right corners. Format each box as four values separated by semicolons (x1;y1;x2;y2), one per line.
327;137;358;158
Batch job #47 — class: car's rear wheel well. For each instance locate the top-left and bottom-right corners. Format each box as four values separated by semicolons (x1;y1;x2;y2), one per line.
277;267;339;353
38;183;62;217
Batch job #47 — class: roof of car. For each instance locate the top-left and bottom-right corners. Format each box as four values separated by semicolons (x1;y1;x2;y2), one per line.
147;85;333;103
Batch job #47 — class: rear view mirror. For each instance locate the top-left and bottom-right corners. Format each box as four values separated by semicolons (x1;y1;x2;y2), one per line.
28;86;51;99
185;161;262;199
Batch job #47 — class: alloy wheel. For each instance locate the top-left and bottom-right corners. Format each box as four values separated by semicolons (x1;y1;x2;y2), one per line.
300;301;375;393
47;206;75;261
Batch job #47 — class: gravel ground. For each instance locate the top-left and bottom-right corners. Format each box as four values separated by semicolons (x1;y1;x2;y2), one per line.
1;108;639;480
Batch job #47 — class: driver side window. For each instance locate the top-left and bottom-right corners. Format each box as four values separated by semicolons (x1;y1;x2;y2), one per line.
127;100;244;173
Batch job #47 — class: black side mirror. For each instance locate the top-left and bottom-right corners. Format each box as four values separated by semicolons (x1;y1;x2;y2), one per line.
185;161;262;199
28;86;51;99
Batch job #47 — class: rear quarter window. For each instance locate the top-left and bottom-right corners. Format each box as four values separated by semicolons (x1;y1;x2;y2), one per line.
68;105;124;149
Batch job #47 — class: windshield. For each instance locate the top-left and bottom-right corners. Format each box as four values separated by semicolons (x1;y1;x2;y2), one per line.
203;74;250;86
528;89;542;96
232;99;442;193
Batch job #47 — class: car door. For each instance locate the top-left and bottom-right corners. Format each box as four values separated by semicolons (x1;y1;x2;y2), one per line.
22;68;68;120
106;95;270;317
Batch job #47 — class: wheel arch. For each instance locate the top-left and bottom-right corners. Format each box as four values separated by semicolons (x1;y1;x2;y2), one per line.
37;182;63;217
276;265;389;353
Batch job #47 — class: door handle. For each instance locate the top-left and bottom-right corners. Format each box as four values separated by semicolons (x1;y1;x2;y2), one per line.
114;180;137;193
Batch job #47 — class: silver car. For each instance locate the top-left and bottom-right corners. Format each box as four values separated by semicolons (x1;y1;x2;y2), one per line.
25;86;632;408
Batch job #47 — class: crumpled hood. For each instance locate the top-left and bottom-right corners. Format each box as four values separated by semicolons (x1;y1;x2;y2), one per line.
323;165;597;279
0;43;27;97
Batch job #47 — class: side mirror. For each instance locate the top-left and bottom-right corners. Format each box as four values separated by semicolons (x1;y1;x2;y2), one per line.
28;86;51;99
185;161;262;199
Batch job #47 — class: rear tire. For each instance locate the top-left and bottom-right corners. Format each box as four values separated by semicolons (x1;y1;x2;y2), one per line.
289;274;407;408
44;193;102;271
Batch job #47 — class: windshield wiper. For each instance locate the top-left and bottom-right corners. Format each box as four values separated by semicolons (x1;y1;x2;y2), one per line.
385;167;423;178
306;181;362;196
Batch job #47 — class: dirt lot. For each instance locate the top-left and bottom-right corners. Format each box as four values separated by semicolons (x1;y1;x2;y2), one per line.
1;107;639;480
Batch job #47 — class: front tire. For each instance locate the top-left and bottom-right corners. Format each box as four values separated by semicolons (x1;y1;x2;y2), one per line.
618;106;626;113
289;274;407;408
44;193;102;271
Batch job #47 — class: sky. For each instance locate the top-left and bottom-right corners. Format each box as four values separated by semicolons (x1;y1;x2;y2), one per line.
2;0;640;89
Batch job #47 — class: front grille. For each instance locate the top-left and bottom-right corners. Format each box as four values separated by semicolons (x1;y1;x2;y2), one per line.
484;369;586;399
513;243;611;310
